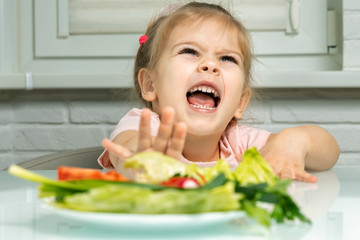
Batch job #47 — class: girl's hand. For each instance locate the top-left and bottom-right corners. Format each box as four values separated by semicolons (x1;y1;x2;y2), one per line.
102;107;187;166
260;145;318;183
260;128;318;183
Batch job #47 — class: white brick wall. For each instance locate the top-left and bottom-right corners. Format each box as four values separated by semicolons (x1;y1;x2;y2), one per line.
0;88;359;170
69;101;139;124
343;0;360;70
340;1;360;166
0;90;142;169
244;89;360;167
14;102;68;123
270;100;360;123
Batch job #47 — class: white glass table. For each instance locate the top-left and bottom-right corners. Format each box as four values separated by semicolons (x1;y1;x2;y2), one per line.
1;167;359;240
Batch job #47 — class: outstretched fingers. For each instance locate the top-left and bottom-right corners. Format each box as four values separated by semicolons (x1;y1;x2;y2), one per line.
295;170;318;183
137;108;153;152
109;107;187;162
278;167;293;180
102;138;132;160
166;122;187;159
278;167;317;183
153;107;176;153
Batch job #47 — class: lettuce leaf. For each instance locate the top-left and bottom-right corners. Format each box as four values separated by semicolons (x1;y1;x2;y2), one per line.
186;158;234;183
61;182;241;214
124;151;233;185
233;148;311;225
124;151;187;184
233;147;277;186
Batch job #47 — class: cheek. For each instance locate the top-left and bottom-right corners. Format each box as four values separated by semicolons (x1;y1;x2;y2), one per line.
163;62;193;87
225;71;245;91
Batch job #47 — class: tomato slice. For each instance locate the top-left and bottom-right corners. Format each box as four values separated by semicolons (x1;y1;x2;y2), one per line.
58;166;129;182
160;176;200;189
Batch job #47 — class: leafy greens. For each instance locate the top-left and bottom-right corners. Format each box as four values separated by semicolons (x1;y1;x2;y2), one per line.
8;147;311;227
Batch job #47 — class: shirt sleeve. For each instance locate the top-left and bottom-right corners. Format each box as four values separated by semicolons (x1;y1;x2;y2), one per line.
238;124;272;151
97;108;160;168
222;121;272;163
108;108;143;141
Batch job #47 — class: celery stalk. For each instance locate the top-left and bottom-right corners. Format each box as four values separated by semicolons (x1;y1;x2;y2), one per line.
8;165;88;191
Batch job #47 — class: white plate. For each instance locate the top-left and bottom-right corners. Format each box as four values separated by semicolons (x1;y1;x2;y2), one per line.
43;204;245;230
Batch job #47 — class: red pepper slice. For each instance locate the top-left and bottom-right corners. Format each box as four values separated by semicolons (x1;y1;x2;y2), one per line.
58;166;129;182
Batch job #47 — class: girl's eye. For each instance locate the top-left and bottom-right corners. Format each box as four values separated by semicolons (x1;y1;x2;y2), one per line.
221;56;238;64
179;48;198;56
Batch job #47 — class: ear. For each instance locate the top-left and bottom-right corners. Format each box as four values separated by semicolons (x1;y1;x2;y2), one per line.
234;88;252;119
138;68;157;101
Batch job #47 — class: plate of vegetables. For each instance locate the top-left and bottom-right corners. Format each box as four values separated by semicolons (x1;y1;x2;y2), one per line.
8;147;310;228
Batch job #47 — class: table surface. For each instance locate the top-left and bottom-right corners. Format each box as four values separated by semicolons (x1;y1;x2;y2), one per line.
0;167;359;240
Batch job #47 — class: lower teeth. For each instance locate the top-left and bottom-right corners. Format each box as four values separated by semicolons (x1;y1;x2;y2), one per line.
191;104;215;110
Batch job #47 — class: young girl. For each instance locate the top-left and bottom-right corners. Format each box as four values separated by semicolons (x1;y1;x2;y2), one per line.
99;2;340;183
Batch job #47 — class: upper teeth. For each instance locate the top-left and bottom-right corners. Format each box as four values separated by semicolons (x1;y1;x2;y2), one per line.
189;86;219;97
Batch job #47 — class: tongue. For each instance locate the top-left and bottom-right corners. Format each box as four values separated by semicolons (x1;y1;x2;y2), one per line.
187;92;215;108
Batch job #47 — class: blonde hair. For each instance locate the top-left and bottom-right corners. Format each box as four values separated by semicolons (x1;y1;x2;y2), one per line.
133;2;254;108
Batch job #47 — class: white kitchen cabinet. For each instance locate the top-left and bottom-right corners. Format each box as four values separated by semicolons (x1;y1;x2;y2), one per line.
34;0;329;57
1;0;345;89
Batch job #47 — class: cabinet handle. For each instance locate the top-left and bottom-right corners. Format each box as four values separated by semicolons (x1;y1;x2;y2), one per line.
286;0;300;33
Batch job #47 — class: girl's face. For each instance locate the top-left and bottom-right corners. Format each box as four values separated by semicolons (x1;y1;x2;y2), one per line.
141;17;251;137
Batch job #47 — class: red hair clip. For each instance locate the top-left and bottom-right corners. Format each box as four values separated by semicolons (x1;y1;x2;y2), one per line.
139;35;148;44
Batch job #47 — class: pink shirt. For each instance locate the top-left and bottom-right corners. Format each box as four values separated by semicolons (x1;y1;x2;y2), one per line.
98;108;272;169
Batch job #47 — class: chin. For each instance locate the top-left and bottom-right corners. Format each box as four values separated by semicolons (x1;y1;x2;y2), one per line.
186;123;224;137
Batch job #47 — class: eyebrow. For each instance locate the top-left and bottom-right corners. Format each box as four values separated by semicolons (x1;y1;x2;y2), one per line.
172;41;243;59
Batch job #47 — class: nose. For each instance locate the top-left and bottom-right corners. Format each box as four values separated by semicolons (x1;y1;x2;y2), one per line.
198;58;220;76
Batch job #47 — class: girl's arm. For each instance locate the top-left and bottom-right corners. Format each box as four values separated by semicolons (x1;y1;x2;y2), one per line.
260;125;340;183
102;107;187;173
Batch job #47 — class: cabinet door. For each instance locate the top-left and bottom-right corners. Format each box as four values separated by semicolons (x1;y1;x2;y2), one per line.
19;0;335;80
34;0;138;57
34;0;327;57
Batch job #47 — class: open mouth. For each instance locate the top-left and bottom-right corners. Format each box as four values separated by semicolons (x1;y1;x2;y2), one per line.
186;86;220;110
